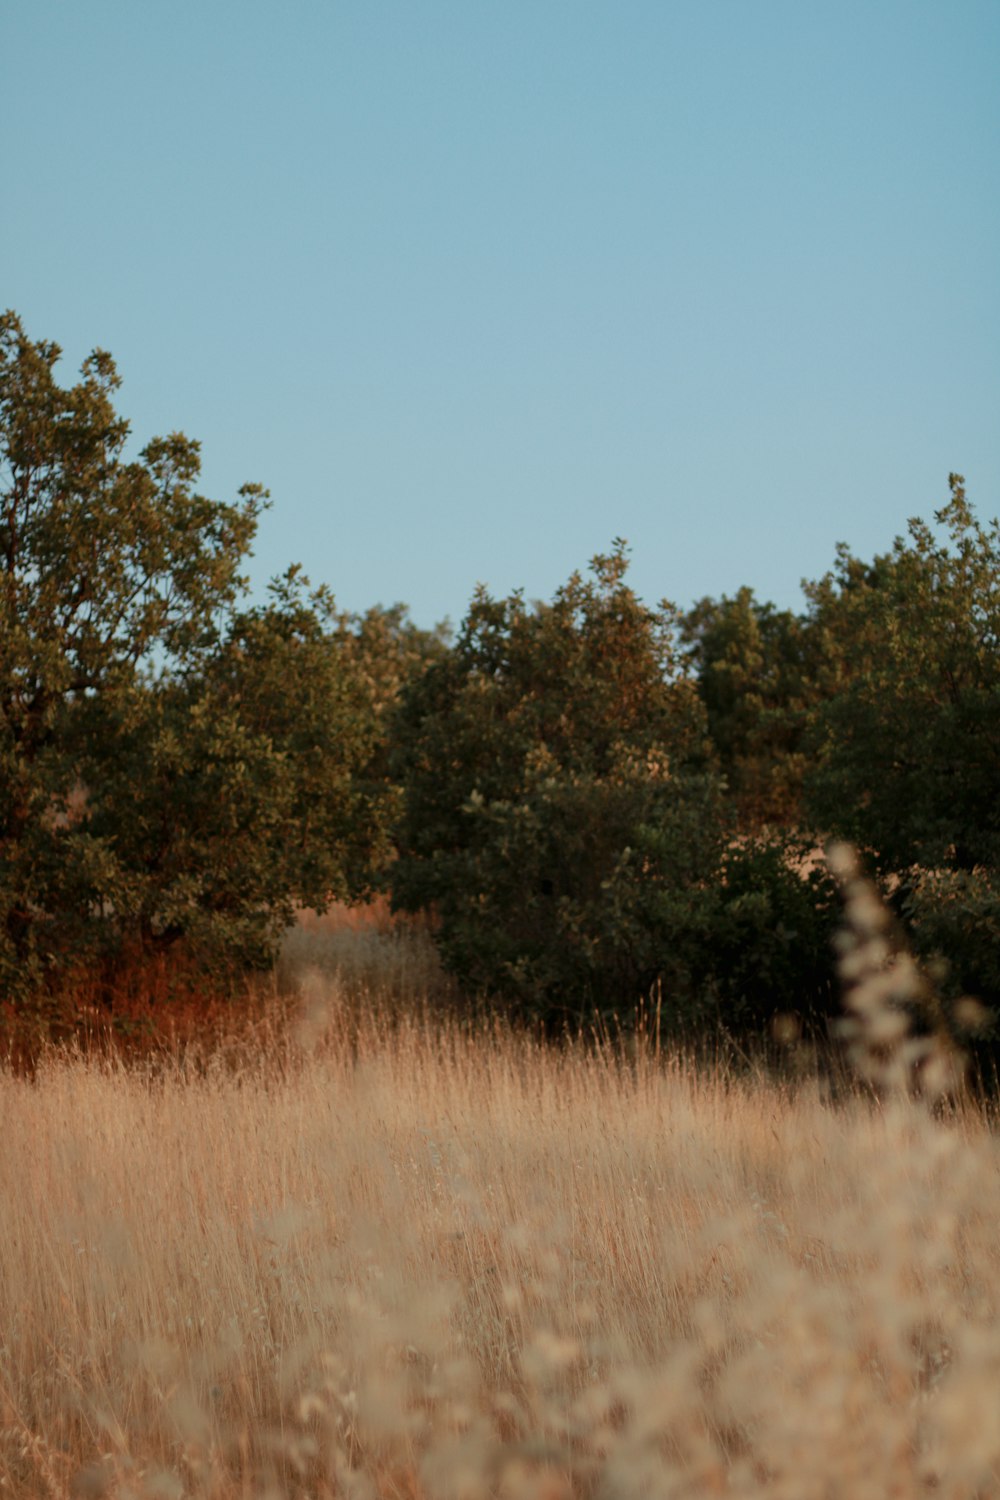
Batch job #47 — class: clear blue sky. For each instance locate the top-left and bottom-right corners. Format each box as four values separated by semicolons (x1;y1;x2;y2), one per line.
4;1;998;628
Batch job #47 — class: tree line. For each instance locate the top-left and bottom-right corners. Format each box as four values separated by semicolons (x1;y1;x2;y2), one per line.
2;311;997;1039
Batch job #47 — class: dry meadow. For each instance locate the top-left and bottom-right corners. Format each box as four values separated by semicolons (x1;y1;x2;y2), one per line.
3;914;1000;1499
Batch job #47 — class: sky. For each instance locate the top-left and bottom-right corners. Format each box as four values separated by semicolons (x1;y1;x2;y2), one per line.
3;1;998;630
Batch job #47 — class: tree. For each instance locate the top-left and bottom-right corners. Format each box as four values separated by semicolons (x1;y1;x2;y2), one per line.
0;310;385;1003
697;834;839;1032
803;477;1000;875
0;310;262;994
78;571;393;977
335;602;451;722
390;543;724;1022
681;588;820;829
802;478;1000;1013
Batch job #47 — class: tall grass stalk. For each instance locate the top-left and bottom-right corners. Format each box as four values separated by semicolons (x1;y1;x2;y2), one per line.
3;949;1000;1498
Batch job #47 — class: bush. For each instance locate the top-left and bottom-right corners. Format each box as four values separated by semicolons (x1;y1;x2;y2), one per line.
898;866;1000;1014
803;477;1000;876
698;836;840;1035
391;543;725;1024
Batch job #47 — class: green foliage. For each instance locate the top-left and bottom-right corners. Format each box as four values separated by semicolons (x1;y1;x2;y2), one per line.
335;603;451;722
803;476;1000;876
698;836;839;1031
333;602;451;822
0;311;387;1004
75;571;393;976
682;588;820;829
0;310;258;995
683;480;1000;1030
796;477;1000;1017
5;304;992;1039
898;867;1000;1013
391;543;725;1022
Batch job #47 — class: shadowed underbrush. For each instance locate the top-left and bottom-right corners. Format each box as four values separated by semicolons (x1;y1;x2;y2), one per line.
0;900;452;1075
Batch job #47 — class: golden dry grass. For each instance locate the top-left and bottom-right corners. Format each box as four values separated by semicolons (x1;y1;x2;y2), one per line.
275;899;451;1017
2;920;1000;1498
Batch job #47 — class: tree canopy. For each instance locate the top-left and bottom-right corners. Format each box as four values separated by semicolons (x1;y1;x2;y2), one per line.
390;543;725;1020
3;308;996;1042
681;588;821;830
683;475;1000;1016
802;476;1000;877
0;311;398;1003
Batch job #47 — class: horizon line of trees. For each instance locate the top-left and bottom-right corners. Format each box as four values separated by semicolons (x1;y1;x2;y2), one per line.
3;309;998;1042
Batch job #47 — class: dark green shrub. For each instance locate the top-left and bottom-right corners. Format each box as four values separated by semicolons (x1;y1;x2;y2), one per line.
391;543;726;1024
898;866;1000;1015
699;836;839;1035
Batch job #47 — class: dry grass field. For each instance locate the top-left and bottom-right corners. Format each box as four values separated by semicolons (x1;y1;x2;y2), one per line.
3;909;1000;1499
